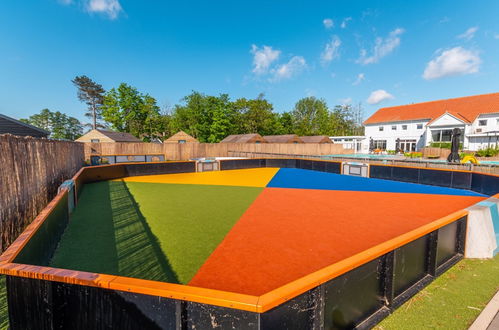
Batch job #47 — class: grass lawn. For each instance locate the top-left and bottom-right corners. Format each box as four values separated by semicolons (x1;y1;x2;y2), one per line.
50;180;262;284
375;255;499;329
0;275;7;330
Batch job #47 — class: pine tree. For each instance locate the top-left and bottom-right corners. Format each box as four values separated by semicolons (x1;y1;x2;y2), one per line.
71;75;105;129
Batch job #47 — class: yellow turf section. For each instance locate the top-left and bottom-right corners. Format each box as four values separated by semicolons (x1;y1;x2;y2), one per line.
117;168;280;187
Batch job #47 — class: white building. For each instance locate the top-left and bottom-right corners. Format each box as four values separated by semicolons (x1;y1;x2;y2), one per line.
362;93;499;152
329;136;366;153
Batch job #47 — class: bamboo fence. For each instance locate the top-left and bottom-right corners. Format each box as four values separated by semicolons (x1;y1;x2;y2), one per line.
0;134;84;252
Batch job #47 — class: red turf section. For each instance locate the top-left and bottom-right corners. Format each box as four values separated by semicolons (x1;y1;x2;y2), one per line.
189;188;484;295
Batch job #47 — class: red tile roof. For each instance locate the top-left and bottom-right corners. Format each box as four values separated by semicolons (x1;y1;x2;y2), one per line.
364;92;499;125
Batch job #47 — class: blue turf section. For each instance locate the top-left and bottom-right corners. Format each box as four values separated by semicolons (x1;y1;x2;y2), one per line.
267;168;485;197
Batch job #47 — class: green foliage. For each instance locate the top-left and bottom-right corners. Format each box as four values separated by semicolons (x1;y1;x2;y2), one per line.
430;142;464;150
101;83;162;141
72;75;105;129
376;256;499;330
74;79;365;142
404;152;422;158
21;108;83;140
430;142;452;149
475;146;499;157
386;150;397;155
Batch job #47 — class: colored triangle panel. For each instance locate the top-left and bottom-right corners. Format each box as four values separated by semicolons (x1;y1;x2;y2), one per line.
189;187;485;295
267;168;484;197
118;167;280;188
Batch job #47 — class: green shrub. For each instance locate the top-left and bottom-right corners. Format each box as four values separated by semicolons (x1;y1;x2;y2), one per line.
404;152;422;158
387;150;397;155
430;142;463;150
475;146;499;157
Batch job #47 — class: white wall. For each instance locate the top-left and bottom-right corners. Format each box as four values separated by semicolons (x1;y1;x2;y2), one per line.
470;113;499;134
364;120;428;151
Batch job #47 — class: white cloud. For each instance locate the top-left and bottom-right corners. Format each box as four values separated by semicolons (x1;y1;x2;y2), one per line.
251;45;281;75
367;90;394;105
341;17;352;29
272;56;307;81
457;26;478;40
340;97;353;105
423;47;481;80
86;0;123;20
352;73;365;85
357;28;405;65
321;36;341;64
323;18;334;29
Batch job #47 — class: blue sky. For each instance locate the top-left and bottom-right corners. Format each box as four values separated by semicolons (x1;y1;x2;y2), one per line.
1;0;499;124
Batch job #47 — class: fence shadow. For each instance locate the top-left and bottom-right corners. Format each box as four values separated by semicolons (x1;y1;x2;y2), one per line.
108;180;180;283
50;180;179;284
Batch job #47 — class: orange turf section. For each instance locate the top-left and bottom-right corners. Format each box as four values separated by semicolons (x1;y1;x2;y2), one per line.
189;188;485;295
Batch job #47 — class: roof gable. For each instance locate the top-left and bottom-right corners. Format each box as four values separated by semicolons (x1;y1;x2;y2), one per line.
427;112;468;126
165;131;198;143
364;92;499;125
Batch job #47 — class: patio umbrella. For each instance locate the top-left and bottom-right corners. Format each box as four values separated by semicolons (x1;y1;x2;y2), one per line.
395;138;400;153
369;138;374;152
447;128;461;163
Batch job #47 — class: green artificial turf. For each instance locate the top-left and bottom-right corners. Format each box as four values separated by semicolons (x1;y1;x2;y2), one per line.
375;255;499;330
50;180;262;284
0;275;7;330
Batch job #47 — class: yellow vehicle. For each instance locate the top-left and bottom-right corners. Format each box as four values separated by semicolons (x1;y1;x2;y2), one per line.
461;155;479;164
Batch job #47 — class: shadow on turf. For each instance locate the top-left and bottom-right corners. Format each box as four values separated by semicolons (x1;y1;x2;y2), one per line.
109;180;180;284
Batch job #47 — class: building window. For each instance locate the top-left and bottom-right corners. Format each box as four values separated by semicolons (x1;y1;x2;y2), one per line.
496;118;499;125
417;124;423;129
90;139;100;143
479;119;487;126
399;139;417;152
379;126;384;131
373;140;387;150
431;129;463;142
391;125;397;130
178;140;186;144
402;125;407;130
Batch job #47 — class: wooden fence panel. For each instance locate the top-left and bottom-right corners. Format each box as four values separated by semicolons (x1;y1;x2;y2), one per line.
0;135;84;252
83;142;353;160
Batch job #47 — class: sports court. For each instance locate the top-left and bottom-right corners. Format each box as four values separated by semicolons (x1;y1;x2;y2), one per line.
50;167;486;295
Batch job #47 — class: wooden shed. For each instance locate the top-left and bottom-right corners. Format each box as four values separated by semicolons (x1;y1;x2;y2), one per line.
164;131;199;144
299;136;333;144
220;133;267;143
263;134;304;144
75;129;141;143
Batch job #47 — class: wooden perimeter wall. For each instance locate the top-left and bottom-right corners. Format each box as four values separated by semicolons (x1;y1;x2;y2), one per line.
0;134;84;252
84;142;353;160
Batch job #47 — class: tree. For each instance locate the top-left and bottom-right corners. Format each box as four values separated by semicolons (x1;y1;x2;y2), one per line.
100;83;161;141
21;109;83;140
72;75;105;129
277;112;294;134
171;91;237;142
292;97;331;136
232;94;276;135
